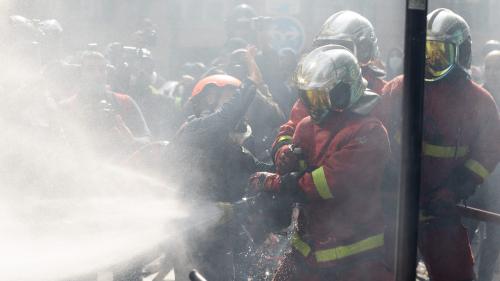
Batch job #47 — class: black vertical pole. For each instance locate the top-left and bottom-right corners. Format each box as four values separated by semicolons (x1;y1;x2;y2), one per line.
395;1;427;281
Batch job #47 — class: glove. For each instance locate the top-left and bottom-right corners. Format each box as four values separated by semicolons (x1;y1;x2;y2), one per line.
275;145;300;175
248;172;303;197
249;172;281;193
445;165;479;200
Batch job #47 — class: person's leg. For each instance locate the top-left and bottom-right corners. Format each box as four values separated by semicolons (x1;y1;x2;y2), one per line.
419;219;475;281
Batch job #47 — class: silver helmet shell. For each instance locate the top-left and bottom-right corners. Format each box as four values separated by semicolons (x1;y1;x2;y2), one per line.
295;44;378;122
427;8;471;71
313;11;379;65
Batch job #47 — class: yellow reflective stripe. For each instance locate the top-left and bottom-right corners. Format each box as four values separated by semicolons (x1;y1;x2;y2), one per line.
149;85;161;95
174;97;183;109
394;130;401;144
314;234;384;263
277;135;292;144
299;160;307;172
423;142;469;158
292;233;311;257
419;211;435;222
312;166;333;199
465;159;490;180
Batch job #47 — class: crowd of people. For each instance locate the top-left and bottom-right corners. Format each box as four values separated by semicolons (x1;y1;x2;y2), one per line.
3;3;500;281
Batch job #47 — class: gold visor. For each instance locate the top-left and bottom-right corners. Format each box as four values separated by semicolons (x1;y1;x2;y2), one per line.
299;89;331;122
425;40;457;81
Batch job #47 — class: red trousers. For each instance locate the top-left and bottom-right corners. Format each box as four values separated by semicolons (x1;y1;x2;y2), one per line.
272;251;393;281
418;218;474;281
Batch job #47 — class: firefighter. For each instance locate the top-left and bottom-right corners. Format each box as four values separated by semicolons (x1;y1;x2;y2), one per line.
272;10;386;186
375;9;500;281
250;45;393;281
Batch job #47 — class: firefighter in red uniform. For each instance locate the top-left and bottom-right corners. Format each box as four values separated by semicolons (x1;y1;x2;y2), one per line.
250;45;393;281
375;9;500;281
272;10;386;175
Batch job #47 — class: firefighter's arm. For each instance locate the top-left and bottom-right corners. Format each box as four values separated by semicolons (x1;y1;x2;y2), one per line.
298;122;390;201
464;94;500;184
272;100;309;165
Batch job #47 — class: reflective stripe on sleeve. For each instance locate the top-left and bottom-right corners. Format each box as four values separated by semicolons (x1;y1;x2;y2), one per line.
311;166;333;199
423;142;469;158
465;159;490;180
292;233;311;257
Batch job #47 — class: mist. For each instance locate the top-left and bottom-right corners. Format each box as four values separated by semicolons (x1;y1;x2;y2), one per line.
1;1;499;281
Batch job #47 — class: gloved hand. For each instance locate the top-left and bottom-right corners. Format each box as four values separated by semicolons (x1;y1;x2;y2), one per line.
249;172;281;193
248;171;303;196
275;145;300;175
445;165;479;200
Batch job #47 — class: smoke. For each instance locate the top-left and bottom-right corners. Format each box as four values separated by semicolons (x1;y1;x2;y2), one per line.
0;108;224;281
0;3;223;280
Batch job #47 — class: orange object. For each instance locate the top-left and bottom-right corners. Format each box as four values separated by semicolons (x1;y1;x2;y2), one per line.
191;74;241;98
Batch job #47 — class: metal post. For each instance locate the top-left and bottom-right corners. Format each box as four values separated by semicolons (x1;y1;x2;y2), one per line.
395;1;428;281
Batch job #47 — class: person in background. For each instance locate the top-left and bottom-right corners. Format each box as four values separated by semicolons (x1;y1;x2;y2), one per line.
225;47;285;161
385;47;403;81
58;51;151;160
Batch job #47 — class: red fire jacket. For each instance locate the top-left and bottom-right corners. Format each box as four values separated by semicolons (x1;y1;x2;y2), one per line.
290;112;390;268
375;75;500;205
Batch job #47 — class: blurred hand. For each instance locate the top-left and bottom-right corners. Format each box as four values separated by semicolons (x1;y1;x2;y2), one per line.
245;46;264;86
275;145;300;175
249;172;281;193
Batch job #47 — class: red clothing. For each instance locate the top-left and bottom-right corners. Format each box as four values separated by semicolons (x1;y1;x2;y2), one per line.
375;74;500;281
288;112;390;270
376;75;500;202
272;69;386;166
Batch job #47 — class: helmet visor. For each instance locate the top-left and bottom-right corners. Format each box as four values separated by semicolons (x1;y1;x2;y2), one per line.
299;89;331;122
425;40;457;81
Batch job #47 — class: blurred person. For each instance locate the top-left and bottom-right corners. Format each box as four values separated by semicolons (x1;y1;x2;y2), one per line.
385;48;403;81
224;4;288;119
211;37;249;67
125;47;175;140
225;48;286;160
375;9;500;281
58;51;151;160
250;45;393;281
482;40;500;59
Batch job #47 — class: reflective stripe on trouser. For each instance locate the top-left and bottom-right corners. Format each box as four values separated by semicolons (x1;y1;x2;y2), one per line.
465;159;490;180
292;233;384;263
311;166;333;199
